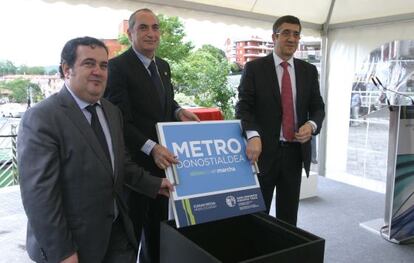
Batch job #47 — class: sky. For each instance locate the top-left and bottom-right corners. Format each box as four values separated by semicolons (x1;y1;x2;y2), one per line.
0;0;276;67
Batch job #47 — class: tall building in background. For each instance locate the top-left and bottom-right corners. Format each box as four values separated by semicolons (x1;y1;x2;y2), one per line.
225;36;273;67
102;20;128;59
103;39;125;59
225;37;321;69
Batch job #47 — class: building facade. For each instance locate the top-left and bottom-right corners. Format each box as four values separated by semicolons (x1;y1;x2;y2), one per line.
225;37;321;68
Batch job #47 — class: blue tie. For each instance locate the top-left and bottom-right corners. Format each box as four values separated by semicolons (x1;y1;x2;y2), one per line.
148;60;165;110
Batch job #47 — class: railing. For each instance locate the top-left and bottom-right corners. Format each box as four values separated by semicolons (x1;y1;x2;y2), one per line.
0;124;18;187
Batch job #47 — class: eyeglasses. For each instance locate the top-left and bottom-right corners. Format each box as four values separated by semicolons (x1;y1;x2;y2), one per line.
275;29;301;39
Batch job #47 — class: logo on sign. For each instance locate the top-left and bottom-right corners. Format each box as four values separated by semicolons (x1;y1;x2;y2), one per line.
225;195;237;207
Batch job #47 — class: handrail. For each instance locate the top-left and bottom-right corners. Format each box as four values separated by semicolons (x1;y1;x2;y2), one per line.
0;128;18;187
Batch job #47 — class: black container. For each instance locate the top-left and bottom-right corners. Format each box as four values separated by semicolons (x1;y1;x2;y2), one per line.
160;212;325;263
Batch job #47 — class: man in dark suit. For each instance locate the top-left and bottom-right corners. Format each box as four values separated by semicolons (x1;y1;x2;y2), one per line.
104;8;199;263
236;15;325;226
18;36;173;263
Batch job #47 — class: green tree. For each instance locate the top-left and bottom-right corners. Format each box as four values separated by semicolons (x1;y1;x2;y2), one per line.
47;69;58;75
174;45;234;119
16;65;29;75
156;14;193;63
197;44;227;63
118;34;129;46
28;66;46;75
17;65;45;75
0;60;17;76
0;79;44;103
230;62;243;74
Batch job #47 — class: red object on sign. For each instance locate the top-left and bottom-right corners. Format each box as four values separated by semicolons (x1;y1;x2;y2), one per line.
187;107;224;121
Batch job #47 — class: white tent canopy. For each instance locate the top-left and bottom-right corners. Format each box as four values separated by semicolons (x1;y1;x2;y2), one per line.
165;0;414;25
46;0;414;180
45;0;414;29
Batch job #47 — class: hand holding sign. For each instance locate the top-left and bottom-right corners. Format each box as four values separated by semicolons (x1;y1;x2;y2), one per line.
151;144;178;170
156;121;265;227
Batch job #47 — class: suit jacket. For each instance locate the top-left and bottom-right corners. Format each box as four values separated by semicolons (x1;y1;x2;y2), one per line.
17;87;162;263
235;54;325;175
105;48;179;176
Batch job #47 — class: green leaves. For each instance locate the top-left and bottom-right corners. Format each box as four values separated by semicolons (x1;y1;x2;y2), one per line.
174;45;234;119
0;79;44;103
156;14;193;64
0;60;17;76
0;60;48;76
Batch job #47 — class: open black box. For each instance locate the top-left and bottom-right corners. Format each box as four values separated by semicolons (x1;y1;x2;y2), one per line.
160;212;325;263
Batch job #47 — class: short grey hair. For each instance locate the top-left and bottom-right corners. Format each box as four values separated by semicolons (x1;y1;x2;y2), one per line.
128;8;157;30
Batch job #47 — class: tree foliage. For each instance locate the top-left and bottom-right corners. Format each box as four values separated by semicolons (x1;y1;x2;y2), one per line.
47;69;58;75
230;62;243;74
0;60;17;76
156;14;193;64
118;33;129;46
174;45;234;119
0;79;44;103
0;60;47;76
17;65;46;75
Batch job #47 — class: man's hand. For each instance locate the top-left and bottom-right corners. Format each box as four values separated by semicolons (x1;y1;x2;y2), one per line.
61;253;78;263
151;144;178;170
158;178;174;197
178;109;200;122
295;123;313;143
246;137;262;163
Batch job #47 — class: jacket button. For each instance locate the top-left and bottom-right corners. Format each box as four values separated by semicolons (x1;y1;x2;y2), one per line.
40;248;47;261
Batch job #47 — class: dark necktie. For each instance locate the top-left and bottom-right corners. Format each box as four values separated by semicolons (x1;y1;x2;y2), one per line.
148;60;166;110
86;104;117;220
86;104;112;166
280;61;295;141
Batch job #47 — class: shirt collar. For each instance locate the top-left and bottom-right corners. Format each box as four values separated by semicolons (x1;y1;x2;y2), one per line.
272;51;294;68
65;83;101;110
132;47;155;69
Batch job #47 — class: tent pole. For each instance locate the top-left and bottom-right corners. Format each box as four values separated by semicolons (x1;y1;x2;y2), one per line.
318;0;336;177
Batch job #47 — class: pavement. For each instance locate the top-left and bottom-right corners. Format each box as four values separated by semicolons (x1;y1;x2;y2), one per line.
0;185;30;263
0;182;276;263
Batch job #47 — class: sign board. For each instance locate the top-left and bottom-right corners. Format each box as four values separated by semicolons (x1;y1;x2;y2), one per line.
157;120;265;227
386;106;414;241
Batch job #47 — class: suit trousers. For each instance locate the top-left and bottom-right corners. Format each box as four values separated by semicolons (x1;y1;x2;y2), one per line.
259;142;302;226
102;216;137;263
129;190;147;247
139;194;169;263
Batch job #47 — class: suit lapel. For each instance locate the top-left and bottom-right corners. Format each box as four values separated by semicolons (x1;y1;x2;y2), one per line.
125;48;164;117
101;99;120;183
294;58;303;118
156;59;169;118
57;87;113;175
263;54;281;105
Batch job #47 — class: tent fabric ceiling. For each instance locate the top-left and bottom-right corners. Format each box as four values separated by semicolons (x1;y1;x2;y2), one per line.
182;0;332;24
44;0;414;31
166;0;414;26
